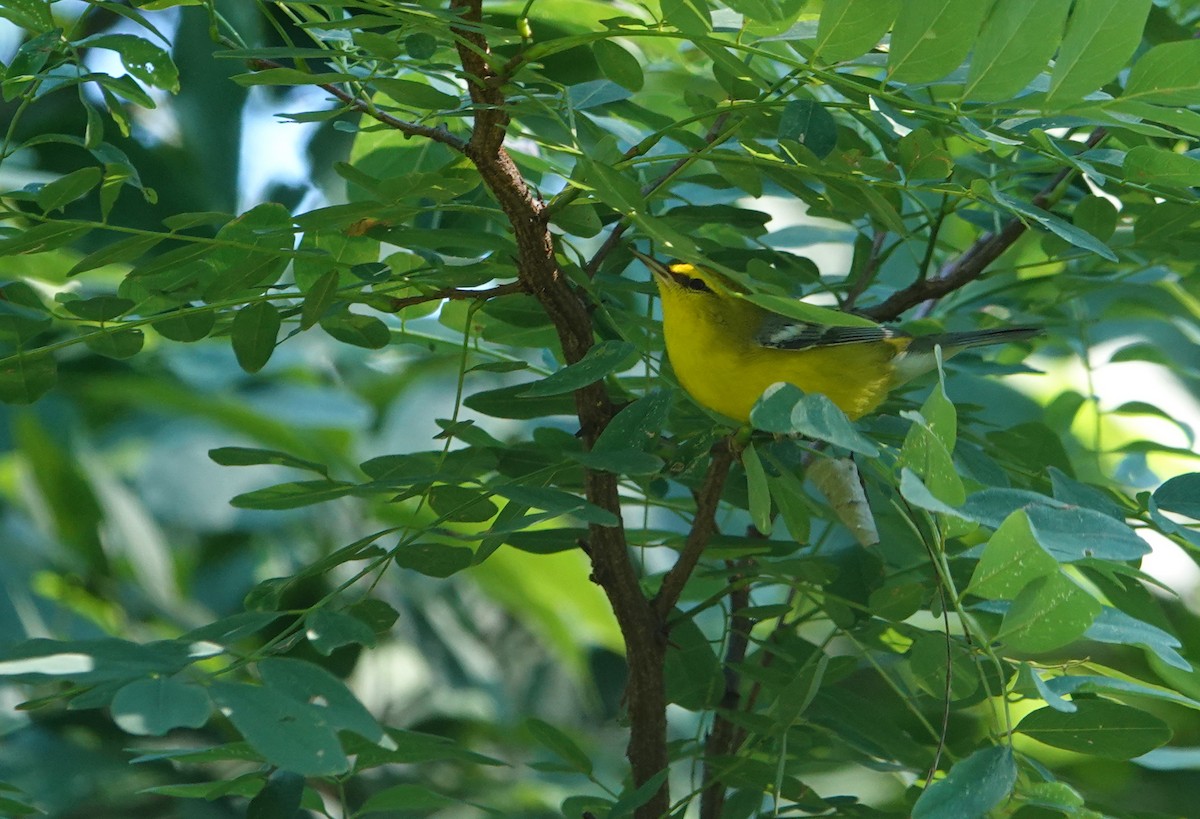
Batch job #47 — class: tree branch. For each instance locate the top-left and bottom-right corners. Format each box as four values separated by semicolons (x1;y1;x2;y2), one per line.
700;562;752;819
840;228;887;313
863;128;1107;322
448;3;668;814
244;58;467;152
384;281;524;312
652;437;736;620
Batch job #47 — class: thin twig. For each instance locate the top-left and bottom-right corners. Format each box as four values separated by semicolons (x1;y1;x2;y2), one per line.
863;128;1107;322
384;280;524;312
652;437;737;619
585;113;733;278
841;228;887;312
244;57;468;151
700;560;753;819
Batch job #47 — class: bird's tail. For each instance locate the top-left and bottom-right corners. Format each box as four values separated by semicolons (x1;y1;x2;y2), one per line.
892;326;1040;385
908;326;1042;354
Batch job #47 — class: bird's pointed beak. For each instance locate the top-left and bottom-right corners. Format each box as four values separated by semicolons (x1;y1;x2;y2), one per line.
629;248;671;283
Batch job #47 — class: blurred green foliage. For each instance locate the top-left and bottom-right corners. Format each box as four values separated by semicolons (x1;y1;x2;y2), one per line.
0;1;1199;817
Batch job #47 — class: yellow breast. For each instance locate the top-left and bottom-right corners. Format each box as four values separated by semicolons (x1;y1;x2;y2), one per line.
659;291;901;422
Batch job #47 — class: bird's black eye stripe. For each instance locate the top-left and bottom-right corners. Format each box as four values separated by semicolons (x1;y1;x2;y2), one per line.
671;272;712;293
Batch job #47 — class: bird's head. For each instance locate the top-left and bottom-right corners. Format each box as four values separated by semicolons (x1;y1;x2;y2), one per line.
629;249;738;299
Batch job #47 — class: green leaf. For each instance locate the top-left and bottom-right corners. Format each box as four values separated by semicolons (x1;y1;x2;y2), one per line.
374;78;459;109
550;202;603;238
997;573;1101;653
183;612;285;646
740;293;880;329
6;29;60;95
37;167;103;213
0;0;53;28
153;308;216;342
464;383;577;419
743;443;772;535
62;296;134;321
1123;40;1200;105
522;340;635;397
233;67;355;87
1017;502;1147;562
0;637;191;683
910;634;978;701
320;310;390;349
0;353;56;404
1124;146;1200;189
610;770;670;818
526;718;592;775
293;229;378;290
304;609;377;655
900;406;964;509
0;222;91;256
340;600;397;642
991;189;1117;261
1153;473;1200;519
1017;700;1171;759
887;0;992;84
300;270;339;330
1086;608;1191;671
67;233;163;276
593;390;673;453
231;302;281;373
428;484;499;523
660;0;710;34
358;784;455;816
766;469;810;543
0;296;51;344
489;483;620;527
750;385;880;457
209;447;329;476
898;468;966;518
1073;195;1119;243
246;771;305;819
405;32;437;60
230;480;357;510
577;157;642;217
393;543;473;578
594;39;643;91
78;34;180;92
723;0;788;23
563;448;663;476
0;795;39;817
83;327;144;359
201;203;294;300
259;657;382;740
913;746;1017;819
897;129;953;181
963;0;1070;101
502;528;586;555
967;511;1058;599
567;79;632;110
1046;0;1151;105
1044;673;1200;712
110;677;211;736
209;682;350;775
778;100;838;159
1019;662;1078;712
814;0;900;62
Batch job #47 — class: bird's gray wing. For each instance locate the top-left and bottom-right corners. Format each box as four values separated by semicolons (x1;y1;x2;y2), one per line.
754;313;901;350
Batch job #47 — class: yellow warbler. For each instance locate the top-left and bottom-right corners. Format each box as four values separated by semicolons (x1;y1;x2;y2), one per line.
634;251;1038;422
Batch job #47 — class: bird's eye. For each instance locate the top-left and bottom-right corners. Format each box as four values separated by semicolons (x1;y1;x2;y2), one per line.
672;273;711;293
